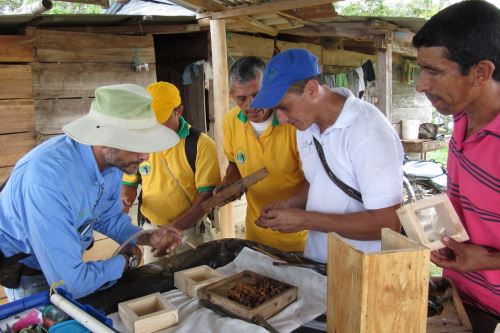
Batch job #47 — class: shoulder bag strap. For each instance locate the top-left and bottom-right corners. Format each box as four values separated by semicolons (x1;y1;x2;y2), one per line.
312;137;363;203
185;127;202;174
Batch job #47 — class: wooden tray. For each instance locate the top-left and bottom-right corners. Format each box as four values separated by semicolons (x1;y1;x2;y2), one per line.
200;270;298;320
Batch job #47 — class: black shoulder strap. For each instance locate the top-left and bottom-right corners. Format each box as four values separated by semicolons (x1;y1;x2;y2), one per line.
185;127;202;174
313;137;363;203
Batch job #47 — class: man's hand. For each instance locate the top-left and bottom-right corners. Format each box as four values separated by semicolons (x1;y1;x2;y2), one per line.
256;207;308;233
117;244;142;270
121;185;138;214
431;236;499;272
147;225;183;257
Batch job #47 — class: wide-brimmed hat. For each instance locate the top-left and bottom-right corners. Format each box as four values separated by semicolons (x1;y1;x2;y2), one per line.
147;82;182;124
62;84;179;153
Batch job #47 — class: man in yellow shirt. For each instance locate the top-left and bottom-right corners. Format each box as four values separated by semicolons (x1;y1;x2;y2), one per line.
121;82;220;263
219;56;307;252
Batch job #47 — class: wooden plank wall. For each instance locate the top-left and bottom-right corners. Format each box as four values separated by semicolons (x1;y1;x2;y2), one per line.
29;28;157;140
0;37;36;184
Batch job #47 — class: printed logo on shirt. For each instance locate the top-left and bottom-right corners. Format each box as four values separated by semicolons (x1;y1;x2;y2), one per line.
300;139;314;152
139;162;152;176
235;150;247;164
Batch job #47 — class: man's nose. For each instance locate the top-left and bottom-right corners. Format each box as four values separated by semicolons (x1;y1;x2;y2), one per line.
137;153;149;161
415;72;428;93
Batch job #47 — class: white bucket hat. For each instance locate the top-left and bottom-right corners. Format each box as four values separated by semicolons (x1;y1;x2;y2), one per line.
62;84;179;153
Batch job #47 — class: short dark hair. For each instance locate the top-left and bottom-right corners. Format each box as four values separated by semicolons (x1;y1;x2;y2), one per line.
229;56;266;87
288;75;324;94
413;0;500;81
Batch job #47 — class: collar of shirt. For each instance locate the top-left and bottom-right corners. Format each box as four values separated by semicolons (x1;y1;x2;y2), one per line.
75;137;105;187
237;110;279;127
453;112;500;150
177;116;190;139
305;87;358;137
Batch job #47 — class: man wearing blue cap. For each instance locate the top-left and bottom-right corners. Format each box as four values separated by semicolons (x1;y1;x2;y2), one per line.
254;49;404;263
0;84;182;300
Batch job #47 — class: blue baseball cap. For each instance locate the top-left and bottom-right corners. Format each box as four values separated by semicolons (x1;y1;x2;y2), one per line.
251;49;320;109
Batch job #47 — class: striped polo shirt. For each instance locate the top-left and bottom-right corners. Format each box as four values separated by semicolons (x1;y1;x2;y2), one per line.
445;111;500;316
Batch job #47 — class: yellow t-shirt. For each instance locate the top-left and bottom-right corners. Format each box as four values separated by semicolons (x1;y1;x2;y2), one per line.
123;117;220;226
223;107;307;252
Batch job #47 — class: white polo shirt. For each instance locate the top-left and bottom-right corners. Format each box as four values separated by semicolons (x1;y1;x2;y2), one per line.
298;88;403;263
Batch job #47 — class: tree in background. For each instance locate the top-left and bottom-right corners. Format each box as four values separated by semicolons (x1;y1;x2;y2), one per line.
336;0;458;18
0;0;102;14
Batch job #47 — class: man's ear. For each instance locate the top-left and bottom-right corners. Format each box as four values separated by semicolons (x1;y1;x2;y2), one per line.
304;79;319;100
472;60;495;86
176;105;184;117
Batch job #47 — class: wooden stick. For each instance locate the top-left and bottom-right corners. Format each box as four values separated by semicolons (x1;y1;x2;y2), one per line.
202;168;268;213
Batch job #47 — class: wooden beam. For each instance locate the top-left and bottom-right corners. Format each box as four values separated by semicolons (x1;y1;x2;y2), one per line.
375;33;393;121
0;166;12;184
36;24;201;35
170;0;225;12
209;19;234;239
197;0;337;20
281;25;382;41
237;16;278;36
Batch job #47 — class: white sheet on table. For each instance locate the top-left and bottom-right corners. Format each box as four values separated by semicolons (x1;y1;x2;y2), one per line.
109;247;327;333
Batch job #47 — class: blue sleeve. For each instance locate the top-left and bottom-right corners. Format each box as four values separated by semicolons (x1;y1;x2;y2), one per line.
92;174;142;244
23;184;127;299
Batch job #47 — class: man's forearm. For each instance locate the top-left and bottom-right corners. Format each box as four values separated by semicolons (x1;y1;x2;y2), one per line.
172;191;212;231
220;162;241;185
286;181;309;209
305;204;400;240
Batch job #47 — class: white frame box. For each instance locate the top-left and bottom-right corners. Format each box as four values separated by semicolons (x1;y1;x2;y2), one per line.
397;193;469;250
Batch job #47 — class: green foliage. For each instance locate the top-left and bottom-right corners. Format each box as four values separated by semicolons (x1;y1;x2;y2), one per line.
0;0;102;14
335;0;450;18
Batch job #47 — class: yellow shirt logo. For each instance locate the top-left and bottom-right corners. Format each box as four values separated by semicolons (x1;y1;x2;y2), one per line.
139;162;152;176
235;150;247;164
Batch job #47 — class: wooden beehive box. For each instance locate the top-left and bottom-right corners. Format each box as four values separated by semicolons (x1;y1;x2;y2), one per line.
397;193;469;250
174;265;226;297
118;292;178;333
200;270;298;320
327;228;430;333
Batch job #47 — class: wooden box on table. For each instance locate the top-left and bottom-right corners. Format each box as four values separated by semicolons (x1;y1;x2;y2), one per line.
118;292;178;333
327;228;430;333
396;193;469;250
174;265;226;297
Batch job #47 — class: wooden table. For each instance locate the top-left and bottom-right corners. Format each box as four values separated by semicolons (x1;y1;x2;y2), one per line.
401;138;449;159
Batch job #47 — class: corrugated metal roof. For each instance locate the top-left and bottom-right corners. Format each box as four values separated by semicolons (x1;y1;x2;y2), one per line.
105;0;195;16
0;13;196;30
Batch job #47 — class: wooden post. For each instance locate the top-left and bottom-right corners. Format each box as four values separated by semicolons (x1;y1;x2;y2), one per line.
375;32;393;122
209;19;235;238
327;228;430;333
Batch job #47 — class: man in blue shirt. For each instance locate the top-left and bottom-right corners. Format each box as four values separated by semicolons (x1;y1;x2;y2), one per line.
0;84;181;300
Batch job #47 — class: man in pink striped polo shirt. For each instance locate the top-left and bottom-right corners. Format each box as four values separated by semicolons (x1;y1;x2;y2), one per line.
413;1;499;332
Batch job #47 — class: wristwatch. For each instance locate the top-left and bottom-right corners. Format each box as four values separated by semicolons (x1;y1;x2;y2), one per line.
123;253;139;270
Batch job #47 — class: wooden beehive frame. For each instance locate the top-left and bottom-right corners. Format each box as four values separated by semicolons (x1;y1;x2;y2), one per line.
327;228;430;333
118;292;178;333
201;168;268;212
174;265;226;297
397;193;469;250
